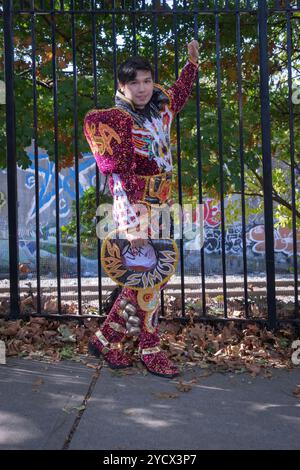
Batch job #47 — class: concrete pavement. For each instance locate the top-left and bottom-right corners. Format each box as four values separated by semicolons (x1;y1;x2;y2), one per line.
0;358;299;450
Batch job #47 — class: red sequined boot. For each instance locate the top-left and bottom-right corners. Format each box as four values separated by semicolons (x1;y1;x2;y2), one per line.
88;291;133;369
137;307;180;379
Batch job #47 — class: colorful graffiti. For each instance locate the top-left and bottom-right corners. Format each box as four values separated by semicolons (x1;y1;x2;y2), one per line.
0;146;299;277
247;225;300;257
183;199;300;257
24;143;99;225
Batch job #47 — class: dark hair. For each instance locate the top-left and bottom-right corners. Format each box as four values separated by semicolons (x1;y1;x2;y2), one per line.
117;55;154;85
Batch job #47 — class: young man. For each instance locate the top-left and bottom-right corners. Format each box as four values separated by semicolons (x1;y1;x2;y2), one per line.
84;40;199;378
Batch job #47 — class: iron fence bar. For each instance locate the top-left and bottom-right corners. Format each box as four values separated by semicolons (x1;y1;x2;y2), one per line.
153;0;159;83
193;0;206;316
151;0;166;317
16;9;295;15
91;0;98;108
275;0;280;9
13;311;300;326
111;1;119;311
16;1;297;15
3;0;297;325
70;0;82;315
235;0;249;318
90;0;103;315
215;3;228;317
173;0;186;317
258;0;276;328
50;0;62;313
8;0;298;13
286;6;299;316
4;0;20;319
112;0;118;92
95;172;103;316
30;4;42;314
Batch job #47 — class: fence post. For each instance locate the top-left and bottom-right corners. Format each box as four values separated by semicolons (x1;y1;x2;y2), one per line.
4;0;20;319
258;0;276;329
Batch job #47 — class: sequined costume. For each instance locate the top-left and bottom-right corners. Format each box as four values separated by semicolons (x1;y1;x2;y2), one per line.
84;57;199;377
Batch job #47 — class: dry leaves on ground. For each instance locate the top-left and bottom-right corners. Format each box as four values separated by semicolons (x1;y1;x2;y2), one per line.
153;392;179;399
0;316;299;376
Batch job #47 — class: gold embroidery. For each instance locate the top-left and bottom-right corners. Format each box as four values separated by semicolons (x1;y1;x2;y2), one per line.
99;122;121;155
137;172;172;205
87;121;121;155
106;240;121;259
100;229;179;291
148;176;171;202
110;343;123;350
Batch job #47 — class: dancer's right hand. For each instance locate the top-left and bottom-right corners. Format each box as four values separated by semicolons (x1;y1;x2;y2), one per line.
126;231;148;251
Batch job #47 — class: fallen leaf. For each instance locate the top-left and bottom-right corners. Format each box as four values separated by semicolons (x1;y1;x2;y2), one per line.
198;370;213;378
245;364;261;377
176;381;193;392
32;378;44;390
85;363;101;370
153;392;179;399
63;405;86;413
292;386;300;397
74;405;86;412
44;298;58;313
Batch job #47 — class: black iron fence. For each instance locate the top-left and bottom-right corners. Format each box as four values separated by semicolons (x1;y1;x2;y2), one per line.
1;0;300;328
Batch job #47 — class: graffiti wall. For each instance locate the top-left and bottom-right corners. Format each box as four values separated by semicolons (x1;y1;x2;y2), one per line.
0;141;106;276
183;199;299;275
0;142;299;277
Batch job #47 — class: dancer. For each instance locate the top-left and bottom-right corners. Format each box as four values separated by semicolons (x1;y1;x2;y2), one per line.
84;40;199;378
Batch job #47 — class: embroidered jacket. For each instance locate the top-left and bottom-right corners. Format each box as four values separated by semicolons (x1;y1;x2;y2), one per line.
84;58;199;229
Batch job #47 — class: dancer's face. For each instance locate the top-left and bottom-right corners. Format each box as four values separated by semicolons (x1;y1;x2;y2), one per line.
119;70;154;110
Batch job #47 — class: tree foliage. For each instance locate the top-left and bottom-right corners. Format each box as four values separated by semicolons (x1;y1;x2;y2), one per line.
0;1;299;238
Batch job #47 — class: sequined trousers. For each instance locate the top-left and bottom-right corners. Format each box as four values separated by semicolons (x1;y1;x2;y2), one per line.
88;282;179;378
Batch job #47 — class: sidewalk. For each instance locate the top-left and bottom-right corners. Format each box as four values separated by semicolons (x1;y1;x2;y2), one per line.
0;357;299;450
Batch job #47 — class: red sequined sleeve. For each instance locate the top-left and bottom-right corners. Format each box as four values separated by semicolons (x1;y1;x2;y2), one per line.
166;58;199;116
83;107;142;203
